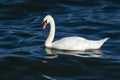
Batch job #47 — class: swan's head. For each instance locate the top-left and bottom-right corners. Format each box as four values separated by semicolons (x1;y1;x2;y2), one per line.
42;15;54;29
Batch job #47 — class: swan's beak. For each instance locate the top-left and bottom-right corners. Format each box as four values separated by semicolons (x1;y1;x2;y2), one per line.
42;20;47;30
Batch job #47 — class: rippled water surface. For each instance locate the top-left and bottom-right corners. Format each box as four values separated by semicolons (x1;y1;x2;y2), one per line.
0;0;120;80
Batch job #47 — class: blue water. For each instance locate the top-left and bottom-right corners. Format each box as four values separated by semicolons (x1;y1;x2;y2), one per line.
0;0;120;80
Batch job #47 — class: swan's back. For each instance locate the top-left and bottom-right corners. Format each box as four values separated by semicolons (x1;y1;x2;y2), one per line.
52;37;109;51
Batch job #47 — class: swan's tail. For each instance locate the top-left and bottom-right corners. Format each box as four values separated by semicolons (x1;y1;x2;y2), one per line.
97;37;109;48
90;38;109;49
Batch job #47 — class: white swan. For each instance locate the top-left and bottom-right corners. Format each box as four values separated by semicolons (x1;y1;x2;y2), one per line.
42;15;109;51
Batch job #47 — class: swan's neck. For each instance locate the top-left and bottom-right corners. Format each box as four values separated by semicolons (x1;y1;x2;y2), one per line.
45;19;55;47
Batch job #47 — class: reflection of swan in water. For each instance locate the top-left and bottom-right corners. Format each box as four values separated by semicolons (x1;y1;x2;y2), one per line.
45;48;103;58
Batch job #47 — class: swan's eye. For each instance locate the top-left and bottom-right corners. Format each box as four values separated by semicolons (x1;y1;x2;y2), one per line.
43;20;47;24
45;20;47;23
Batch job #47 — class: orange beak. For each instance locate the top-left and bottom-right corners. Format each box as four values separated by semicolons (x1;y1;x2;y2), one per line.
42;20;47;30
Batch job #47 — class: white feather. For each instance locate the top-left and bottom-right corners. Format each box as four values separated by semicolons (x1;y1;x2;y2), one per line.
43;15;109;51
52;37;109;51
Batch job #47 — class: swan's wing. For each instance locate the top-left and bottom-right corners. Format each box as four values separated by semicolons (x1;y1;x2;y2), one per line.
52;37;89;50
52;37;109;50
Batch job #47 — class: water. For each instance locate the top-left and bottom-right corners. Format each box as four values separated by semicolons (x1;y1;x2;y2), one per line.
0;0;120;80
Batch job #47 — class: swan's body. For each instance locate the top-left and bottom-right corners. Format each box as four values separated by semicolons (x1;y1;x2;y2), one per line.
42;15;109;51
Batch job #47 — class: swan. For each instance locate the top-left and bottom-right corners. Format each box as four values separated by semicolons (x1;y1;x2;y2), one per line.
42;15;109;51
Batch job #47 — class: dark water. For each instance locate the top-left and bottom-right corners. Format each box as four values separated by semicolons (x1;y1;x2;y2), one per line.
0;0;120;80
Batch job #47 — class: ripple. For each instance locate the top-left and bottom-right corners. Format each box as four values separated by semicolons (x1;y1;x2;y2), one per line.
12;31;34;38
59;0;100;6
0;0;120;80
